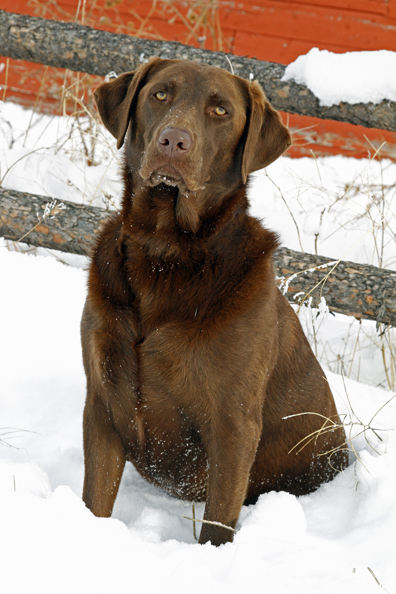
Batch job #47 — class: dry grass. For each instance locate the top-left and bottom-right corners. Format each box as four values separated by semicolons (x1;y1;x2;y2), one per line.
0;427;36;450
296;295;395;392
28;0;230;49
273;145;396;391
285;389;395;473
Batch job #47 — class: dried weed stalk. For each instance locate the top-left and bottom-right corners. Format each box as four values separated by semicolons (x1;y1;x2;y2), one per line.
274;145;395;390
284;373;395;478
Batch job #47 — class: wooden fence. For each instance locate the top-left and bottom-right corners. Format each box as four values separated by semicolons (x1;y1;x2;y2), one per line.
1;2;396;160
1;11;395;132
0;11;395;326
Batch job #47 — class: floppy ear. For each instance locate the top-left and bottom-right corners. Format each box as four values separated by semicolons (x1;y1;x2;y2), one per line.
94;57;162;149
241;80;291;183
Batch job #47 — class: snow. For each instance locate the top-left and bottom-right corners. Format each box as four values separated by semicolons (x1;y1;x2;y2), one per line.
282;48;396;106
1;94;396;593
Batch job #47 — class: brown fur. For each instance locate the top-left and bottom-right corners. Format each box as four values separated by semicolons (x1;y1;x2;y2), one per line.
81;58;347;546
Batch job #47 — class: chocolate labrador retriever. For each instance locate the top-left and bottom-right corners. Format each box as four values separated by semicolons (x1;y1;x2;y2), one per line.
81;57;347;546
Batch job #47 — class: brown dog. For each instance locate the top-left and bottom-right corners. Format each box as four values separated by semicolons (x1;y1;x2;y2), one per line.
81;57;347;546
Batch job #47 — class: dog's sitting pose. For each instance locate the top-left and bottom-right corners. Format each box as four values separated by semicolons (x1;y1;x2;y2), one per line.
81;57;347;546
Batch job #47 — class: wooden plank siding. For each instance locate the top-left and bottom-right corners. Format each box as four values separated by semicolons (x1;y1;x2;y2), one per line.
1;0;396;159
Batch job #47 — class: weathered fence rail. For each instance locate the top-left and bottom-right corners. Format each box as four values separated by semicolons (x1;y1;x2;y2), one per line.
1;10;396;132
1;187;395;327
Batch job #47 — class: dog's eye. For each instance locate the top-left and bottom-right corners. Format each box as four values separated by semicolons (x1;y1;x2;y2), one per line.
155;91;167;101
214;106;227;116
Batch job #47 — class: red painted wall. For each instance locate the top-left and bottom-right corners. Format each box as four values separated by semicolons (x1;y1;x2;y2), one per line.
1;0;396;159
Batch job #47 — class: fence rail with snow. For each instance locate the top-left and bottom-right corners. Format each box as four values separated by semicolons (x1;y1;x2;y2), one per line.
1;10;396;132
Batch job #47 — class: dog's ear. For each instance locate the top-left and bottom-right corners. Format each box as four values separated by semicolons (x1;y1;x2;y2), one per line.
241;81;291;183
94;58;161;150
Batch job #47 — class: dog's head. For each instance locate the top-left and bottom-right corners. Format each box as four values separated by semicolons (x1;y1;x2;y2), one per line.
95;58;291;231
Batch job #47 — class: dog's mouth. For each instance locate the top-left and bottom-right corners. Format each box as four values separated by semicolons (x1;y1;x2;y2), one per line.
140;160;205;193
139;160;204;233
149;164;184;188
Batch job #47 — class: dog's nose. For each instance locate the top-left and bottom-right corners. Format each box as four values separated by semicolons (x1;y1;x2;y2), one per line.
158;127;192;156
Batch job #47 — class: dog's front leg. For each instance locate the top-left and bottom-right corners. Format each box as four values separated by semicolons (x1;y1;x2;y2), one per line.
199;416;261;546
82;391;126;517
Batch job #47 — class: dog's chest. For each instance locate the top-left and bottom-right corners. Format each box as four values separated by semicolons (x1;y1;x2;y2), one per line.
102;233;271;428
126;251;228;333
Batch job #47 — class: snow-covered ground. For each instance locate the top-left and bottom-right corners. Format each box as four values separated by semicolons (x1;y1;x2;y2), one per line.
1;91;395;593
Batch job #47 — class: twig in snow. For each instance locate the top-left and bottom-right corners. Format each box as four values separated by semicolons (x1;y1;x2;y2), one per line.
182;516;236;533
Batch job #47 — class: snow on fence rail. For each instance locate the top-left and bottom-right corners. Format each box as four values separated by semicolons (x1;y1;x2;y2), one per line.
1;187;395;327
1;10;396;132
